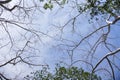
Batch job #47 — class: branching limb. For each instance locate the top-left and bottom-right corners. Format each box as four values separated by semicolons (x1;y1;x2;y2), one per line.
0;0;12;4
0;73;10;80
106;15;120;25
106;57;115;80
92;48;120;73
0;57;18;67
0;4;18;11
72;24;109;50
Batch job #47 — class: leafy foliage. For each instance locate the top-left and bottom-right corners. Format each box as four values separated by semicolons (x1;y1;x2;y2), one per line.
24;66;101;80
40;0;120;18
40;0;68;10
77;0;120;18
43;2;53;10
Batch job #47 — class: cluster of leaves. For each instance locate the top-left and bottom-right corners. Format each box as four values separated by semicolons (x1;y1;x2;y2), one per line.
43;1;53;10
39;0;67;10
78;0;120;18
24;66;101;80
39;0;120;16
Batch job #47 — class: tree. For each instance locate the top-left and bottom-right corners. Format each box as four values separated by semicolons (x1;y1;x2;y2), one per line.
24;66;101;80
0;0;49;79
0;0;120;80
41;0;120;80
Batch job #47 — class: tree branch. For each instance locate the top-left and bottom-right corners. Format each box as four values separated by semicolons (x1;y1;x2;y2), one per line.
106;57;115;80
0;0;12;4
106;16;120;25
0;4;18;11
92;48;120;73
0;73;10;80
0;57;18;67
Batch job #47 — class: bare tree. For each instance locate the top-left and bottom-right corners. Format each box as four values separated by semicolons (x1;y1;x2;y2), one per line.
0;0;50;79
0;0;120;80
45;0;120;80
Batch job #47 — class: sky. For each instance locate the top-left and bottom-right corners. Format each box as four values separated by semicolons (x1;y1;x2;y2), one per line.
0;0;120;80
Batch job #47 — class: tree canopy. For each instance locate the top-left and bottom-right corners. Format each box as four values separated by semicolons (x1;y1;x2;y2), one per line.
25;66;101;80
0;0;120;80
42;0;120;20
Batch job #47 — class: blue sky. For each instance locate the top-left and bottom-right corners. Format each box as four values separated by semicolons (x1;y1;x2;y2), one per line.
0;0;120;80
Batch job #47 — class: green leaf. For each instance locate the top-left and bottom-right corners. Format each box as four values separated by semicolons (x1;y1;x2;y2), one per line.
43;3;53;10
61;0;66;5
43;3;49;9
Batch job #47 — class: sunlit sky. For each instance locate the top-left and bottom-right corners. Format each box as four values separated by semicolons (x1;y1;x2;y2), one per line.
0;0;120;80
